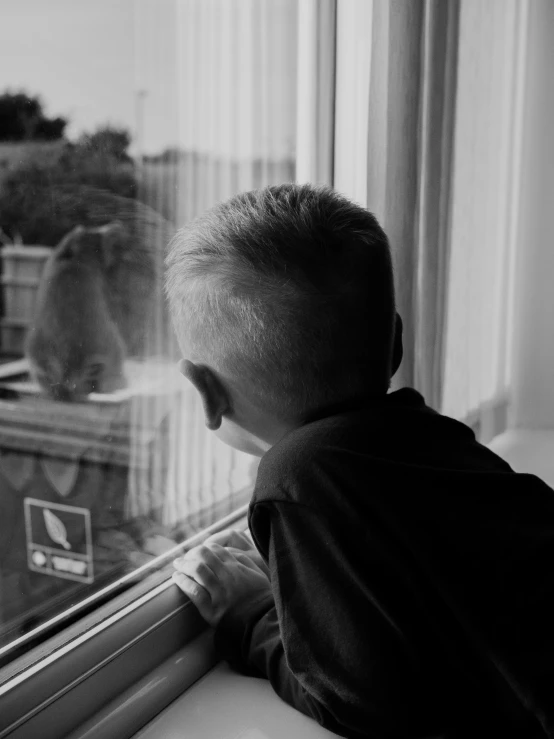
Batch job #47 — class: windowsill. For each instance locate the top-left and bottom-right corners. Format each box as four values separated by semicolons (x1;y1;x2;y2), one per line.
0;512;249;739
132;660;338;739
66;627;337;739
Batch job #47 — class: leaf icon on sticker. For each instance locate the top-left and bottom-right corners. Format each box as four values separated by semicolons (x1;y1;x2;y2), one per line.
43;508;71;550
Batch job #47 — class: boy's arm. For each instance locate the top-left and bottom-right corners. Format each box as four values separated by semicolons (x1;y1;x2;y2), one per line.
214;500;438;739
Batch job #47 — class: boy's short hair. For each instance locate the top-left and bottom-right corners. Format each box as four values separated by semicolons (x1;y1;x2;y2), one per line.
165;183;396;420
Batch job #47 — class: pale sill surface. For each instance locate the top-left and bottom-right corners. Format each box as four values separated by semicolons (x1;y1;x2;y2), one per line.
133;661;338;739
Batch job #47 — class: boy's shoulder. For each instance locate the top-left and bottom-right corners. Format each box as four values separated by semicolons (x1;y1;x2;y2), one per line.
254;402;370;509
253;389;435;508
252;387;509;511
259;387;458;471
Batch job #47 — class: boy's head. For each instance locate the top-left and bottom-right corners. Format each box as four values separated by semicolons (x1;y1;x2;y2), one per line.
165;183;401;455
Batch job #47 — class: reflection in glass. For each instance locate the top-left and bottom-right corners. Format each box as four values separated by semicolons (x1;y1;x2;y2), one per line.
0;0;297;664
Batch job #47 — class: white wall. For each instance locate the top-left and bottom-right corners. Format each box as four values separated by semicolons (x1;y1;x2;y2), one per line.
509;0;554;430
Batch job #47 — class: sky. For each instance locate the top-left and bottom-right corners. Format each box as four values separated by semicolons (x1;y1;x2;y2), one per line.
0;0;178;154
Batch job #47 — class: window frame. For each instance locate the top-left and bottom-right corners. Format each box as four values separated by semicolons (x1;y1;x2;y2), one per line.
0;508;248;739
64;629;220;739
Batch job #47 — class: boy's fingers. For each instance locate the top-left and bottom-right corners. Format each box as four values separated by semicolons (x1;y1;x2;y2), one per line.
200;541;269;578
172;572;213;620
204;529;253;551
203;529;237;548
226;547;267;573
174;555;226;605
204;541;234;561
177;543;232;573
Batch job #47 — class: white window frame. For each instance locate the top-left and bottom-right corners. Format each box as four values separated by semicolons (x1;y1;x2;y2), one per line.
0;507;248;739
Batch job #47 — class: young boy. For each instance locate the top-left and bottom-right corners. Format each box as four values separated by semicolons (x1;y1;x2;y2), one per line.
166;184;554;739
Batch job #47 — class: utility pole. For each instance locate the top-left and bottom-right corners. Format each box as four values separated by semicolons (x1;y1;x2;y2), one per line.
135;89;148;171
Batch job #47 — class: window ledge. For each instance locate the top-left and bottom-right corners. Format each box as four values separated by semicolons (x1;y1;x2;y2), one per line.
0;511;249;739
66;630;337;739
133;659;337;739
67;629;219;739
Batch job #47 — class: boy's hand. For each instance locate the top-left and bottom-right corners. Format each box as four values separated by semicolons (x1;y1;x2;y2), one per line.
172;541;270;628
203;527;269;577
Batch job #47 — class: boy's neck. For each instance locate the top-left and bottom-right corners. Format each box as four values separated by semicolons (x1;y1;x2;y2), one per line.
300;392;388;425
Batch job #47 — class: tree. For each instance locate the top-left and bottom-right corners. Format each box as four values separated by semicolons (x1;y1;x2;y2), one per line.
0;125;138;245
78;127;133;162
0;92;67;141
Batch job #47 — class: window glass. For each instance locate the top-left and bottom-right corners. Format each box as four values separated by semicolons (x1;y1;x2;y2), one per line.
0;0;297;668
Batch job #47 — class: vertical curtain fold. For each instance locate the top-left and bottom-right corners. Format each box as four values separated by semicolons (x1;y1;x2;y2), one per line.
295;0;337;186
414;0;460;410
365;0;459;407
442;0;525;423
131;0;299;526
366;0;424;392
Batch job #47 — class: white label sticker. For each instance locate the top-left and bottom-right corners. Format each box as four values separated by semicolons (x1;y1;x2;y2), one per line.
24;498;94;584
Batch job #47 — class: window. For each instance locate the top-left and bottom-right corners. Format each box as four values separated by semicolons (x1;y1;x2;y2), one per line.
2;1;531;735
0;2;307;733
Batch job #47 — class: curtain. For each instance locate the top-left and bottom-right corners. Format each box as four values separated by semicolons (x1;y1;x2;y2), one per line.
441;0;526;423
296;0;337;186
336;0;527;428
333;0;373;207
172;0;297;226
128;0;298;527
365;0;460;407
413;0;460;410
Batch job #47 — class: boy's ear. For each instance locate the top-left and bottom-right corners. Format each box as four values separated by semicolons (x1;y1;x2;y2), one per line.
178;359;230;430
391;313;403;378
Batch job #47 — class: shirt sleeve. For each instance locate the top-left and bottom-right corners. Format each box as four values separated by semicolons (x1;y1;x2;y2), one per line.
214;500;440;739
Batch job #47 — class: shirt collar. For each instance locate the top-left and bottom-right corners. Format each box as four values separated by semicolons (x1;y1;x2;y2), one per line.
299;387;426;426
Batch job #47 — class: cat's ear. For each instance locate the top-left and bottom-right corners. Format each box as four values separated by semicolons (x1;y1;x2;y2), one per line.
56;225;86;259
99;221;128;268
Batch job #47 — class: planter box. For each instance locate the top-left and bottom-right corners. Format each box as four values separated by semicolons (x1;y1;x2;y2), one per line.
0;245;51;356
0;358;182;633
0;318;29;356
1;245;51;282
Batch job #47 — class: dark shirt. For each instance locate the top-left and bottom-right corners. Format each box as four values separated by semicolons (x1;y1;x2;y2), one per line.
214;388;554;738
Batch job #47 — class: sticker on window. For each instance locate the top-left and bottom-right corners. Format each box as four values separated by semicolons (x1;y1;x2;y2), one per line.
24;498;94;583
